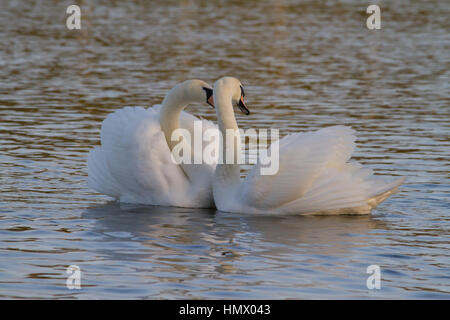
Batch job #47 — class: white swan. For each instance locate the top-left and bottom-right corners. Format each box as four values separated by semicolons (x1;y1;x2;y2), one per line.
212;77;405;215
88;79;218;208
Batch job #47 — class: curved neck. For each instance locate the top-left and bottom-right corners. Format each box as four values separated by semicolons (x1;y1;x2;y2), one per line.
160;82;213;185
213;83;241;186
160;84;189;151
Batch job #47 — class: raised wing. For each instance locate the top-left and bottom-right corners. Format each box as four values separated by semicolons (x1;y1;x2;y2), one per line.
240;125;357;209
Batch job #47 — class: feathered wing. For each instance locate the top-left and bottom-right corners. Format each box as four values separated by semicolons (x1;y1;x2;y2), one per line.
241;126;403;214
88;105;219;206
88;106;190;205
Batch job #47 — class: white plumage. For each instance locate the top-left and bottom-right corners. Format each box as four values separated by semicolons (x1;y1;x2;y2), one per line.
88;77;404;215
212;77;404;215
88;80;218;208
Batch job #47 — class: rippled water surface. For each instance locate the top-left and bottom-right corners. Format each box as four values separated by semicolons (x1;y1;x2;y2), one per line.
0;0;449;299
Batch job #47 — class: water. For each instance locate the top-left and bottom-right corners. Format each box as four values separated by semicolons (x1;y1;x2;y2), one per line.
0;0;449;299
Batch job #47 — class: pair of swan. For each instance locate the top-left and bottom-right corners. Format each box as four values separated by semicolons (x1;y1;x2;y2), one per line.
88;77;404;214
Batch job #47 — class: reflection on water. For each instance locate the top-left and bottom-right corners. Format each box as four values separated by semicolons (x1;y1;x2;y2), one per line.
79;203;385;299
0;0;449;298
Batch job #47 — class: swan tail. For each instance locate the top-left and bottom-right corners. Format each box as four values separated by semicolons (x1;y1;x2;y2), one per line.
281;166;405;215
366;176;405;208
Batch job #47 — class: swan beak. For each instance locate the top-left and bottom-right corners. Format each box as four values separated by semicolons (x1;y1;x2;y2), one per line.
207;94;215;108
203;87;215;108
238;96;250;115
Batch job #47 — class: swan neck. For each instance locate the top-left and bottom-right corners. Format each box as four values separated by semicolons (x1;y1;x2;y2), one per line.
214;84;241;185
160;85;187;151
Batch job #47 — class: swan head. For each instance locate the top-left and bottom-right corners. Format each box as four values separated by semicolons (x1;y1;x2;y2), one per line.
179;79;215;108
214;77;249;115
